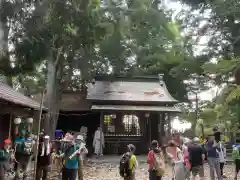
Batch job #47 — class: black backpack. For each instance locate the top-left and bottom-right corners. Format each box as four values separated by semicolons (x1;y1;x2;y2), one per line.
22;137;34;155
119;152;131;177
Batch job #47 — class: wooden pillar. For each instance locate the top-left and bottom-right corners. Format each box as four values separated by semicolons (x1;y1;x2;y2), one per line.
158;113;162;145
167;113;171;139
8;114;12;139
159;113;165;146
149;115;151;144
100;112;103;155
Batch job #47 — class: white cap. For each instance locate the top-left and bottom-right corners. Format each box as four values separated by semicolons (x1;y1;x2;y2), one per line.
76;135;84;141
193;137;200;143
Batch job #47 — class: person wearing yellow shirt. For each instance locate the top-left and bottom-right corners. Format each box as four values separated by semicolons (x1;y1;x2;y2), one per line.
123;144;138;180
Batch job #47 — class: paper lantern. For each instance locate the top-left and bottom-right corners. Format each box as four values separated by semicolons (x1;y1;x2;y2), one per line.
145;113;150;118
26;117;33;124
14;117;21;125
111;114;116;119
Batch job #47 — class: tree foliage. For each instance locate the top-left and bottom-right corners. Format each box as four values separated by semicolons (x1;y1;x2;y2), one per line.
0;0;203;135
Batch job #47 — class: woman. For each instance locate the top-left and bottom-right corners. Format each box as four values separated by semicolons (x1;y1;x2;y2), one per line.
166;140;185;180
218;141;226;178
147;140;165;180
182;139;191;180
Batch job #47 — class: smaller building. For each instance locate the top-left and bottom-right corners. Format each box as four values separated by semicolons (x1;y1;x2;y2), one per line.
57;74;181;154
0;82;45;147
87;75;180;154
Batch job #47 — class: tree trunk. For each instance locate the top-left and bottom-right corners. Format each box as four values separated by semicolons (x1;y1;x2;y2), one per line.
45;48;64;138
0;8;12;86
45;56;57;136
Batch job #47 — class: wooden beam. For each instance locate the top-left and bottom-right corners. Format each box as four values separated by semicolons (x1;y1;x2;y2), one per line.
0;105;33;117
100;112;103;155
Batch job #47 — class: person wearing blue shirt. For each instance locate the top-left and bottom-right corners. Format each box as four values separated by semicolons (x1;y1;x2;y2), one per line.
14;134;25;172
62;142;80;180
206;136;222;180
14;132;35;180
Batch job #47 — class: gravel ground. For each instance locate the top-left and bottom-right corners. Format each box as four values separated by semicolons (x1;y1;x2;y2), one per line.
6;159;237;179
48;162;237;180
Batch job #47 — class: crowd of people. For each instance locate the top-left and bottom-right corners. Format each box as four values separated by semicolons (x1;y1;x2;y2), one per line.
119;127;240;180
0;126;240;180
0;129;88;180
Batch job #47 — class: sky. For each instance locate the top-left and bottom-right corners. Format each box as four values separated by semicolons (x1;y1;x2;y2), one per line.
0;0;216;131
164;0;218;102
163;0;219;131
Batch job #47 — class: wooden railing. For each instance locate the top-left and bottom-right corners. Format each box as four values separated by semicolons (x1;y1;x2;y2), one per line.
104;135;146;155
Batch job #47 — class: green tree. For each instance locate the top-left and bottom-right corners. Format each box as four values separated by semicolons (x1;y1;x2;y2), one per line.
15;0;108;136
11;0;200;137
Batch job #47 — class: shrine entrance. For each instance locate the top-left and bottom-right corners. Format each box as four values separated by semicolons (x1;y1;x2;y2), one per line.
87;75;180;154
56;74;181;154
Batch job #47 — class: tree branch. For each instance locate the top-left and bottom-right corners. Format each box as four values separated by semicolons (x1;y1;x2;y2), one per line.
54;47;63;67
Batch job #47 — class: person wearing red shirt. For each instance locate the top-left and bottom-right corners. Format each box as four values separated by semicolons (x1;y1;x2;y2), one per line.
147;140;164;180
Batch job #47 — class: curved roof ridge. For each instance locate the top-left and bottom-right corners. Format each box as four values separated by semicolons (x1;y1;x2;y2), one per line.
87;75;179;103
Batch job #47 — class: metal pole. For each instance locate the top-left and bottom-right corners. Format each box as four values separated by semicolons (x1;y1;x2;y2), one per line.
33;90;45;180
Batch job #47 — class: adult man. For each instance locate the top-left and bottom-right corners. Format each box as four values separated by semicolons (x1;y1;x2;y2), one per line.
36;135;52;180
0;139;12;180
75;135;88;180
120;144;137;180
188;137;205;180
206;135;222;180
93;127;104;156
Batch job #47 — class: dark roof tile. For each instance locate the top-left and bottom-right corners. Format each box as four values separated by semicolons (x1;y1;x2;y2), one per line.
0;83;44;110
87;80;177;103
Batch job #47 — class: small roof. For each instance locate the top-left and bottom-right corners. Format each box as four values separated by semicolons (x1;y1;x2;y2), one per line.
91;105;181;112
0;83;45;110
87;75;178;103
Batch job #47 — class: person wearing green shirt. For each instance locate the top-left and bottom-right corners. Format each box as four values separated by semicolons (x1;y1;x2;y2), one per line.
61;134;80;180
0;139;12;180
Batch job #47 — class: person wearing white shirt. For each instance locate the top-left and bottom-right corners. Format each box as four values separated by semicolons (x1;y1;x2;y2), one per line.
217;141;226;178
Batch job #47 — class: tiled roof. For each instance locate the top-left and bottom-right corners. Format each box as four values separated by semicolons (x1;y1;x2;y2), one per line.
0;83;44;110
87;78;178;103
91;105;181;112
